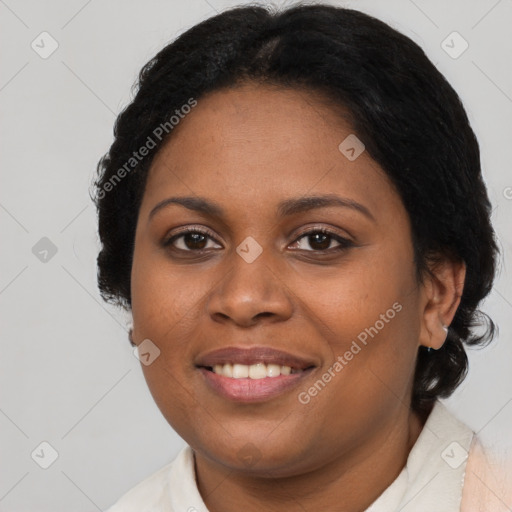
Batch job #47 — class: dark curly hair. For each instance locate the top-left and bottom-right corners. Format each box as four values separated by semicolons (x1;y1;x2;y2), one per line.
91;3;500;413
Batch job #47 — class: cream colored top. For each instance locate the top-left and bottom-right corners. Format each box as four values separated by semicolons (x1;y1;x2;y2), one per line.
106;401;512;511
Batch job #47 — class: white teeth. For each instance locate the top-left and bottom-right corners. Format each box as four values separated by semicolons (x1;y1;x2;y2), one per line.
249;363;267;379
222;363;233;377
232;364;249;378
280;365;291;375
215;363;233;377
210;363;298;378
266;364;281;377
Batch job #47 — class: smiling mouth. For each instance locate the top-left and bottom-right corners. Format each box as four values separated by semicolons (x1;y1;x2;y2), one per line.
195;346;317;401
203;362;313;379
198;364;316;403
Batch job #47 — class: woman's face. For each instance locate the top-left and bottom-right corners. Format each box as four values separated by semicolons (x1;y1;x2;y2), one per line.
130;83;432;476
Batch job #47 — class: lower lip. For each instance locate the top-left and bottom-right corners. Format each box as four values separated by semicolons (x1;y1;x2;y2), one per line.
198;367;315;403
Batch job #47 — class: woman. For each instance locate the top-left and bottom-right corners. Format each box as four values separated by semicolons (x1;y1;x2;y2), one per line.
93;4;511;511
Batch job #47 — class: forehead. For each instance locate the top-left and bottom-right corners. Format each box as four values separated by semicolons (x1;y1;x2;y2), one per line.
141;83;403;223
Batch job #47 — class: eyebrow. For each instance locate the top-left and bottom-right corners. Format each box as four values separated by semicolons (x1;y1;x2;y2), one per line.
148;194;375;222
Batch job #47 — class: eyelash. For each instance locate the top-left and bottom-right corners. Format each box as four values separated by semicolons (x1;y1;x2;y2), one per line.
162;226;354;255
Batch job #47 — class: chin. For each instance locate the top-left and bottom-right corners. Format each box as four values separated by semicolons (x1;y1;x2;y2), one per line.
194;430;318;476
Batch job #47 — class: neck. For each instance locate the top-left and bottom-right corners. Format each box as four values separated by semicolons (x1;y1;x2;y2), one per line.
194;407;428;512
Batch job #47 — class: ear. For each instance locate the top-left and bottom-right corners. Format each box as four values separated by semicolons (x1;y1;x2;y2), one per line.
418;257;466;350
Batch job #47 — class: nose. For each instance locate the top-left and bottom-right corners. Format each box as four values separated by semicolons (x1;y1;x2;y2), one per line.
206;247;294;327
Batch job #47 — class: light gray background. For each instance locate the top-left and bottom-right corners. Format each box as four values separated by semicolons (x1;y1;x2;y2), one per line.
1;0;511;510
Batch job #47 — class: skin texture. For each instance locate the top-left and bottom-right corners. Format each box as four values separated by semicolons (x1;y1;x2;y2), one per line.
130;83;466;512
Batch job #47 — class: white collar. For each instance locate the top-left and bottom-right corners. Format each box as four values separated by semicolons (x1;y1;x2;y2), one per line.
366;401;474;511
107;401;474;512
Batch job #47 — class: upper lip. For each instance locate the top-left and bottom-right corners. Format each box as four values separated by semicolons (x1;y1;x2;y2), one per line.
195;346;317;370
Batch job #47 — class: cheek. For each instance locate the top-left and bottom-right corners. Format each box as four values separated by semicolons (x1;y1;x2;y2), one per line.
140;359;212;450
294;301;419;458
130;241;211;341
298;256;419;403
292;253;410;347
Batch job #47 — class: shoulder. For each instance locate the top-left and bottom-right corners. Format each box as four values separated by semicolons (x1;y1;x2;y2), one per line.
461;435;512;511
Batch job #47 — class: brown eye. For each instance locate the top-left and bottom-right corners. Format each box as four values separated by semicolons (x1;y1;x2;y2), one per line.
290;229;354;252
163;229;221;252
